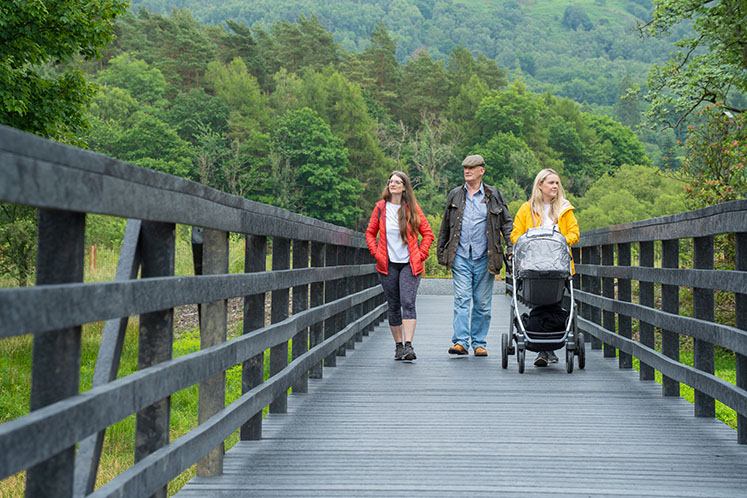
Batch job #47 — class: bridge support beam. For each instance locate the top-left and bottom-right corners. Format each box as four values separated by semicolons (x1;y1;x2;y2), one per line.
135;221;175;498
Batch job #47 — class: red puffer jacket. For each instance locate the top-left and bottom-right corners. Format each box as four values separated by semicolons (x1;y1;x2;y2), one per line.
365;199;434;275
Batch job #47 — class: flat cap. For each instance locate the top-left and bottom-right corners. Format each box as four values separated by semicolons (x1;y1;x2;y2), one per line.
462;154;485;167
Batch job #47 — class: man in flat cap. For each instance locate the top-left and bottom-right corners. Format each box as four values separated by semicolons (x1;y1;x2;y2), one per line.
437;154;513;356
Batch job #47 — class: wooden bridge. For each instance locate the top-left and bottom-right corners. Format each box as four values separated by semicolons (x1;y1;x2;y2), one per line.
1;125;747;497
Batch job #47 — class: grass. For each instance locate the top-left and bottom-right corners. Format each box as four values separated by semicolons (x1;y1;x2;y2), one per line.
0;318;278;497
0;232;280;497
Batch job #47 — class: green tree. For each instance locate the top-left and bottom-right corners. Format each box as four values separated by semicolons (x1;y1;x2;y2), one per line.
271;108;362;227
358;23;401;111
165;88;230;142
398;50;451;127
614;74;642;128
679;103;747;208
575;164;686;230
114;111;195;178
205;58;270;141
272;14;340;74
583;113;649;171
0;0;128;141
641;0;747;127
97;53;169;106
474;82;542;144
562;5;593;31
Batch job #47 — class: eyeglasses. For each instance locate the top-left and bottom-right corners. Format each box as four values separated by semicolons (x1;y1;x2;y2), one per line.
388;179;403;185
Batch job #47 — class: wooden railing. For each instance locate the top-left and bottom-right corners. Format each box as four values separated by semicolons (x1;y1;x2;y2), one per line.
0;125;386;497
572;199;747;444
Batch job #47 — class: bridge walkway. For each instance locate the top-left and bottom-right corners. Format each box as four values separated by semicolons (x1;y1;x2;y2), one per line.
177;291;747;497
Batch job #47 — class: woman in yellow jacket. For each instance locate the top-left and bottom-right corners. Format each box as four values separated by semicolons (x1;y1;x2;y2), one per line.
510;168;579;366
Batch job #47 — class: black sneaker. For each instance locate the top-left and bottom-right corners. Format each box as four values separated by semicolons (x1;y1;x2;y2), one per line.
403;343;417;361
534;352;548;367
394;343;404;360
548;351;559;363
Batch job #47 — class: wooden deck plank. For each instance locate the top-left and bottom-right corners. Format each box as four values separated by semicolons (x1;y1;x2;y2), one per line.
176;293;747;497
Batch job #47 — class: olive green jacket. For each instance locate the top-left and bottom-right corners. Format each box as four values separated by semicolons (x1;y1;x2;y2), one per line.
437;183;514;275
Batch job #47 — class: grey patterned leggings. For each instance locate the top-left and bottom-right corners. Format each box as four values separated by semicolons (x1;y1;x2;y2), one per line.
378;261;421;326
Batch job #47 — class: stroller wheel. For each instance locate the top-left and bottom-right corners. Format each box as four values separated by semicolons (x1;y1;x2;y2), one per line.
577;332;586;369
566;346;574;374
517;348;525;374
501;333;509;369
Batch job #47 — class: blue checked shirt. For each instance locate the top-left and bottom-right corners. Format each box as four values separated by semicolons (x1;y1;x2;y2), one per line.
456;183;488;261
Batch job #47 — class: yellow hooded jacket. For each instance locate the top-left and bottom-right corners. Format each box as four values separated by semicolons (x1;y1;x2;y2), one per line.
510;199;579;273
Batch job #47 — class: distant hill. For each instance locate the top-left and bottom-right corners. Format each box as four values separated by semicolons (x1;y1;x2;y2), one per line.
128;0;684;108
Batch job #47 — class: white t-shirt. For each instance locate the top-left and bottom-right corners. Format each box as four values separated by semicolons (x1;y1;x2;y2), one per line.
541;203;554;228
385;201;410;263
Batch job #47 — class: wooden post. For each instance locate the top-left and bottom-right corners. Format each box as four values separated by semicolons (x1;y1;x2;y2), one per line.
589;245;602;350
25;210;85;498
197;228;229;476
639;241;655;381
241;235;266;441
324;244;339;367
602;244;616;358
693;236;715;417
270;237;290;414
134;221;175;498
343;246;355;351
292;239;309;394
661;239;680;396
354;248;365;342
309;242;325;379
617;242;632;369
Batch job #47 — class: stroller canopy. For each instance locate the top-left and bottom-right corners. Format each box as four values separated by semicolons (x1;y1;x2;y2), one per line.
514;227;571;279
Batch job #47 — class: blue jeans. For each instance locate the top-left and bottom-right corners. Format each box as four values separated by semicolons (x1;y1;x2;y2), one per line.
451;253;494;350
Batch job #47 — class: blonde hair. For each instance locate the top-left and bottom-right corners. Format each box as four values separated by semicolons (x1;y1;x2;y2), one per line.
381;171;421;243
530;168;566;226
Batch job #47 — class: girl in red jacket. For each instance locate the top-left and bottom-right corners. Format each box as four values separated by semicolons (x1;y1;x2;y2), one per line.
365;171;434;360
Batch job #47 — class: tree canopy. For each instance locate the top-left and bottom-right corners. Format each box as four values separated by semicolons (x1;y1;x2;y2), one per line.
0;0;128;142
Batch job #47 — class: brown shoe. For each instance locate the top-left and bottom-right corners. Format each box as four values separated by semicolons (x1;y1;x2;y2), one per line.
448;343;468;355
474;346;488;356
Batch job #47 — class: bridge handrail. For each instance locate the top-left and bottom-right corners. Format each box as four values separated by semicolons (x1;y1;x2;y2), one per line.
572;199;747;445
0;124;386;497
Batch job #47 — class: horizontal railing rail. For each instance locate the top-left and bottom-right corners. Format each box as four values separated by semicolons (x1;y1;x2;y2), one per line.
0;124;386;497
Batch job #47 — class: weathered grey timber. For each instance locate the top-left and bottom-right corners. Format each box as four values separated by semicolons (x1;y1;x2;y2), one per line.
176;294;747;497
0;125;386;497
569;199;747;443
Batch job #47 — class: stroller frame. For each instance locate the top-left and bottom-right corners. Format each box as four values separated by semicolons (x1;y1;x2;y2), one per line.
501;233;585;374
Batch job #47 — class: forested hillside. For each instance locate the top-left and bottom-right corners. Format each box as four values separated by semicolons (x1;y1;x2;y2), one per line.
128;0;685;110
74;5;673;231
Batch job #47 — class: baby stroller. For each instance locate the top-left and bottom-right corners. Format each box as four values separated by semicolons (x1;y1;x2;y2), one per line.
501;226;585;373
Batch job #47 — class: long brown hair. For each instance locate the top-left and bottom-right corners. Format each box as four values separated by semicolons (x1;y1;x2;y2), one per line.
381;170;421;243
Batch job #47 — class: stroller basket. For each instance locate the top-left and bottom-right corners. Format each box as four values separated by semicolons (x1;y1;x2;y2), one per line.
517;276;566;306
